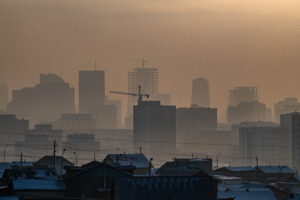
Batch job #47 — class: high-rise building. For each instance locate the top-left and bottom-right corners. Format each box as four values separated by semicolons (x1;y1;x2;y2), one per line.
280;112;300;171
7;74;74;126
229;87;258;106
126;66;158;128
227;101;273;125
79;70;105;113
191;78;209;107
239;124;286;166
133;101;176;158
0;83;8;112
274;98;300;123
176;106;217;151
157;93;171;105
106;97;122;128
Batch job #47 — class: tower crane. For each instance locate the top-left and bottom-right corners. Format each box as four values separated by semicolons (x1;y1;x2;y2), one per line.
110;85;150;105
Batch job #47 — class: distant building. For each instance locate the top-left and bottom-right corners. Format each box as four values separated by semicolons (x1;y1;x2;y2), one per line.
15;124;63;158
127;65;158;128
280;112;300;172
103;153;152;175
0;83;8;112
79;70;105;113
133;101;176;157
63;134;100;163
7;74;74;126
176;106;217;151
56;113;95;131
89;105;117;129
228;87;258;106
274;97;300;123
156;93;171;105
191;78;209;107
227;101;273;125
105;97;122;128
239;125;286;166
0;114;29;146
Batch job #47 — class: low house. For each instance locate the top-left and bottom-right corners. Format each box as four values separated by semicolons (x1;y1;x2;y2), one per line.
114;176;218;200
2;167;65;200
65;162;131;199
255;166;296;183
34;155;73;175
157;158;212;176
218;181;277;200
103;154;151;175
213;166;258;182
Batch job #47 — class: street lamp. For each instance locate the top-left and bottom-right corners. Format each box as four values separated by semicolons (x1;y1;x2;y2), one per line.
73;152;78;166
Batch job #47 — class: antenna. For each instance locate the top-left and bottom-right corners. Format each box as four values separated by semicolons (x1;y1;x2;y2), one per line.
53;140;57;170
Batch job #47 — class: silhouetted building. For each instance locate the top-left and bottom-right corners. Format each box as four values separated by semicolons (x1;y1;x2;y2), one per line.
15;124;63;158
63;133;100;163
127;65;158;128
274;97;300;123
229;87;258;106
227;101;272;125
7;74;74;126
56;113;95;131
0;83;8;112
133;101;176;157
176;106;217;151
105;97;122;128
0;114;29;146
34;155;73;175
79;70;105;113
239;125;287;166
103;154;152;175
191;78;209;107
280;112;300;172
89;104;117;129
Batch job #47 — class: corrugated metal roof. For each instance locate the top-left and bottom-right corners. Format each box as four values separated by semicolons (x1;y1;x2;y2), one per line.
13;179;65;190
257;166;295;174
106;154;150;168
218;191;277;200
225;166;255;172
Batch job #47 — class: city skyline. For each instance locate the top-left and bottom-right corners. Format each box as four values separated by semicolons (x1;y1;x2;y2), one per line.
1;0;300;122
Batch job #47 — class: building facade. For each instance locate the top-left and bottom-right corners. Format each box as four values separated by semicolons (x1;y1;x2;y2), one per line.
7;74;74;126
79;70;105;113
274;98;300;123
191;78;209;107
133;101;176;158
280;112;300;172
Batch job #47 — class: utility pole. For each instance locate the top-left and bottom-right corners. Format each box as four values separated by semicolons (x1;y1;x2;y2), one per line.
73;152;78;166
60;149;66;176
53;140;57;170
139;147;142;155
256;156;259;167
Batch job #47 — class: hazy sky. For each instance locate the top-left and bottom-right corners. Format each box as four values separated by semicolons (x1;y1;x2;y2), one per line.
1;0;300;122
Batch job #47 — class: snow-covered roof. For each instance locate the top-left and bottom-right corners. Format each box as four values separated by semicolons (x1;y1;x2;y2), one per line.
218;191;277;200
225;166;255;172
257;166;295;174
218;183;276;200
13;179;65;191
0;196;19;200
105;154;150;168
